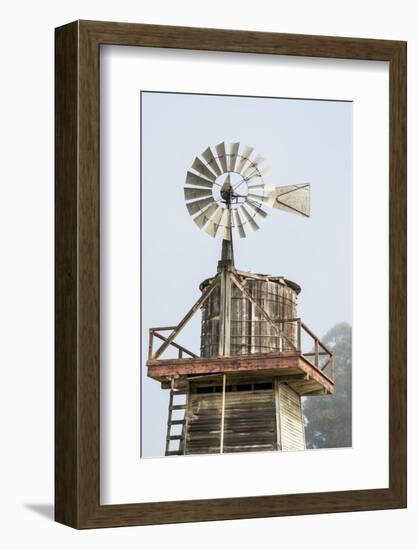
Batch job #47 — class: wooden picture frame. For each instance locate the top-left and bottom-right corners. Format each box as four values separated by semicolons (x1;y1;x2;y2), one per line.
55;20;407;528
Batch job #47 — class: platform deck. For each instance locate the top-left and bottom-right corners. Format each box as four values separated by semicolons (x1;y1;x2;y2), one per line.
147;350;334;396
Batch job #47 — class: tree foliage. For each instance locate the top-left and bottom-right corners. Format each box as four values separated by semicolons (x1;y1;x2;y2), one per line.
302;322;352;449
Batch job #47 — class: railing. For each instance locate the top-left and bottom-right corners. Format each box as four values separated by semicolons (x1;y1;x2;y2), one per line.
296;319;334;380
148;318;334;381
148;327;198;361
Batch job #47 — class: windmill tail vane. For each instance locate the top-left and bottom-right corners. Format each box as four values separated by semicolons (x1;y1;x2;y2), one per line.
184;141;311;242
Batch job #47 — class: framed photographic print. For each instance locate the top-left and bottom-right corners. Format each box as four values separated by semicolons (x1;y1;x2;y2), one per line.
55;20;406;528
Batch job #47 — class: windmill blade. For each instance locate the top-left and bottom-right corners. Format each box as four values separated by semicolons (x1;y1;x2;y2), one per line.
246;166;271;185
240;204;260;232
205;207;225;238
241;154;265;179
186;171;213;188
193;202;219;229
202;146;222;176
236;146;254;174
246;199;268;219
245;173;261;185
229;142;240;172
248;181;274;190
215;142;228;173
247;192;275;207
186;196;216;216
184;187;213;201
244;171;261;185
221;209;232;240
232;208;246;238
270;183;310;217
246;183;265;191
192;157;217;182
259;166;271;178
247;192;264;200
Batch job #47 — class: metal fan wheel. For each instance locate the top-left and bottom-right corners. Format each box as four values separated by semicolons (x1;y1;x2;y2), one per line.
184;141;311;240
184;142;269;240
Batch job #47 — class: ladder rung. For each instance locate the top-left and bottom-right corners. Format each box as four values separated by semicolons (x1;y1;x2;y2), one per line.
172;390;187;395
169;419;185;425
166;450;182;456
166;435;183;440
170;404;187;410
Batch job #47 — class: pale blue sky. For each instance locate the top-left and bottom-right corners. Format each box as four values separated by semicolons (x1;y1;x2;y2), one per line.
141;91;352;457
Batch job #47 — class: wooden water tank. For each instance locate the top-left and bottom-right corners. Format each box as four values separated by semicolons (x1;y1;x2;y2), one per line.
200;271;301;357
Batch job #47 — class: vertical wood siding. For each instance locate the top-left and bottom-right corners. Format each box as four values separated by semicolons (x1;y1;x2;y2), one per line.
278;382;306;451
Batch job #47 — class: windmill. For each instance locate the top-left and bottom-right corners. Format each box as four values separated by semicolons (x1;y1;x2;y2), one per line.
184;142;310;241
147;142;334;456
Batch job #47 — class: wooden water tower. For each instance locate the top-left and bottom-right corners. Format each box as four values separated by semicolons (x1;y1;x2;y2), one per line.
147;142;334;455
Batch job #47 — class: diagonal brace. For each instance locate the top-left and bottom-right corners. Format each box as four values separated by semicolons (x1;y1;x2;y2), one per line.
153;273;220;360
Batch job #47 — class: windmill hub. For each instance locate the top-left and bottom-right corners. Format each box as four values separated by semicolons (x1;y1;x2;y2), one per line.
217;173;248;207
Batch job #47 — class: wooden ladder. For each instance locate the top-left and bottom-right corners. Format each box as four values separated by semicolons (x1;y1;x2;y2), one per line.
165;379;189;456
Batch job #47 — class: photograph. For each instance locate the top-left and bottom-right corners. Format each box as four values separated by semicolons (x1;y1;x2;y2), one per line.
142;90;353;458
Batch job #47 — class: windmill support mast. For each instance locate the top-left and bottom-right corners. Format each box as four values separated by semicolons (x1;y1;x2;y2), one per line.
218;253;232;356
218;193;234;356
